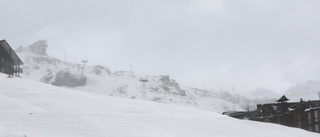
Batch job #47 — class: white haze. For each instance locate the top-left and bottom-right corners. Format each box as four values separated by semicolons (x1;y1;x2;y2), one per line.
1;0;320;93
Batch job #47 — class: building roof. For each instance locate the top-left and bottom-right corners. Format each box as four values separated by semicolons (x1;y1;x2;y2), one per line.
290;100;320;110
0;39;23;65
224;94;320;126
276;95;289;102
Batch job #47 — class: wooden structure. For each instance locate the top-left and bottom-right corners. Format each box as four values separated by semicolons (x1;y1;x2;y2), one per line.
224;95;320;133
276;95;289;103
0;40;23;76
290;99;320;132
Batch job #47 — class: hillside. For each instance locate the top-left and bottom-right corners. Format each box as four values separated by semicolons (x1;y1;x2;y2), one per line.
0;73;319;137
15;40;276;113
250;87;280;99
284;80;320;101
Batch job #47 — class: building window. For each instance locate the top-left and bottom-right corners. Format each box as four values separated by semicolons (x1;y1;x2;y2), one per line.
298;114;302;128
308;112;313;131
315;111;319;123
316;124;319;132
308;112;312;124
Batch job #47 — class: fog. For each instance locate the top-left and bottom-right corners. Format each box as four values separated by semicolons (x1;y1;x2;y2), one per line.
1;0;320;93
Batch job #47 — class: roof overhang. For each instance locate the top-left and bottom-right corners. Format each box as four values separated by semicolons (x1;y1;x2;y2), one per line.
0;39;24;65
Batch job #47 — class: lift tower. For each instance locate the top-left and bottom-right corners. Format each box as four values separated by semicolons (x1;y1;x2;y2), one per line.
139;78;149;99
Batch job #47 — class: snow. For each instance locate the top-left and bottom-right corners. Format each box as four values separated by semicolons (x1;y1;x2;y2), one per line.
0;73;319;137
284;80;320;101
18;51;268;113
250;87;280;99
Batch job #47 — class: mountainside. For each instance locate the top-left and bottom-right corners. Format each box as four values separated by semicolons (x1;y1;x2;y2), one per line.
284;80;320;101
250;87;280;99
0;73;319;137
15;40;276;113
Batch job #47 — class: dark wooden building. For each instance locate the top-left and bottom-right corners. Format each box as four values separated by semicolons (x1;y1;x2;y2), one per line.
0;39;23;76
224;95;320;133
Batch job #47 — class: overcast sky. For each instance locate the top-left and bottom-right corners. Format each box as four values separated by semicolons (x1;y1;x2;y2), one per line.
1;0;320;93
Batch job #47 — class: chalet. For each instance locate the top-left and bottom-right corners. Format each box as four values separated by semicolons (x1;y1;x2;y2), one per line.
0;40;23;76
224;95;320;133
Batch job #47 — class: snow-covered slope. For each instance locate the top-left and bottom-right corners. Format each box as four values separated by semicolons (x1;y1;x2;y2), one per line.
250;87;280;99
15;41;276;113
0;73;319;137
284;80;320;101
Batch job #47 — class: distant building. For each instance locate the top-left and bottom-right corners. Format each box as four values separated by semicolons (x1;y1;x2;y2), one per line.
0;40;23;76
15;39;48;55
224;95;320;133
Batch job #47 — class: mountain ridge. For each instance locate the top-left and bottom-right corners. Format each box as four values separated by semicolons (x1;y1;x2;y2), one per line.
15;40;279;113
284;80;320;101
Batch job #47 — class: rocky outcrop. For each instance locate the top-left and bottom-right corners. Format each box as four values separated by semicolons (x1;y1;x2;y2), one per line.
16;40;48;55
41;69;87;87
91;65;111;75
148;75;187;97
